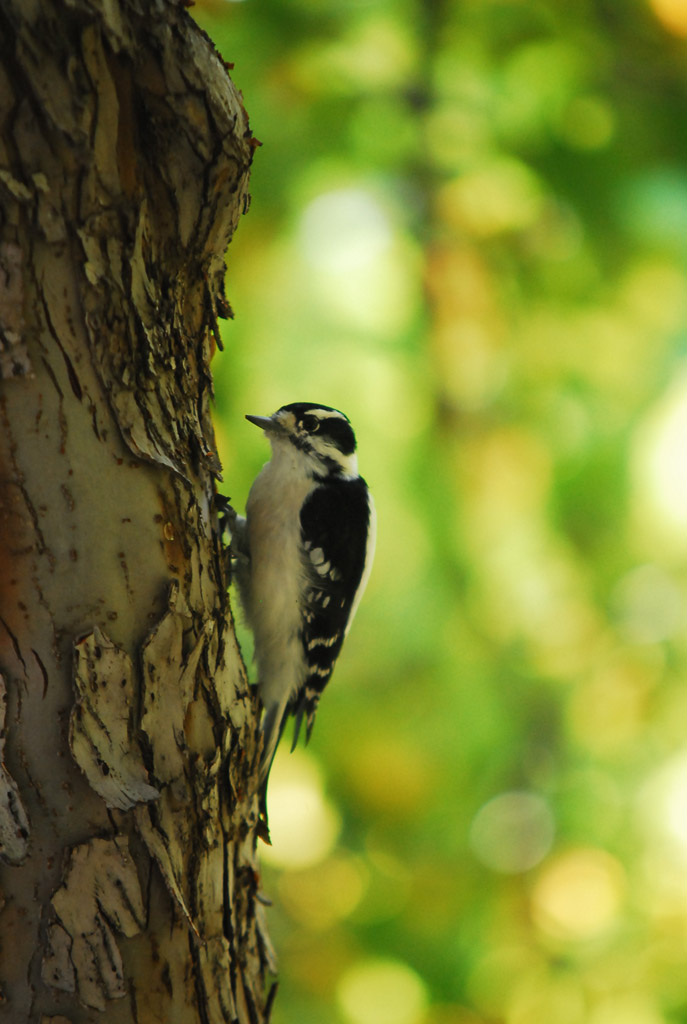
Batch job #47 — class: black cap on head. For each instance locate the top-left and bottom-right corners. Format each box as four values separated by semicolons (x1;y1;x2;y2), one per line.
279;403;356;456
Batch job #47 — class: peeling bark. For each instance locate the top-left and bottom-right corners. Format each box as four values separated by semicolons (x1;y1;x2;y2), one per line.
0;2;269;1020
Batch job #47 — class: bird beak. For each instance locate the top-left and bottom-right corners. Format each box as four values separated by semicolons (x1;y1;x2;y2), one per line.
245;413;286;435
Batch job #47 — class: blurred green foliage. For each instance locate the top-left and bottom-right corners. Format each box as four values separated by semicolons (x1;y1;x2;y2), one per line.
194;1;687;1022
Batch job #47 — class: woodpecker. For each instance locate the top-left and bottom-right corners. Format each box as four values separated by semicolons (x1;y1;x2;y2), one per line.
231;402;376;794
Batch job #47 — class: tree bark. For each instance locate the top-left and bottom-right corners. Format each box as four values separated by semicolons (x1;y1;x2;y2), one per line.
0;2;271;1021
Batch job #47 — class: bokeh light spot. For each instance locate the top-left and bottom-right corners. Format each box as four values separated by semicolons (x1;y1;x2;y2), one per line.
298;187;392;271
439;159;544;237
589;991;666;1024
277;853;368;930
611;563;684;644
262;749;340;869
469;791;555;874
507;969;586;1024
337;958;428;1024
637;751;687;857
647;0;687;36
296;184;420;334
531;848;625;941
631;369;687;554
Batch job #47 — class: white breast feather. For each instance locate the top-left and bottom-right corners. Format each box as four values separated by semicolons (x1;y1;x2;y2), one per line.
243;442;316;711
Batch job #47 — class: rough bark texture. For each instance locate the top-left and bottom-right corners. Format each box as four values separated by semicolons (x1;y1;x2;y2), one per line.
0;2;271;1021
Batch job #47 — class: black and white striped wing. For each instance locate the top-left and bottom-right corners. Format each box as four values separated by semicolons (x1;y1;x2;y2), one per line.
291;475;374;743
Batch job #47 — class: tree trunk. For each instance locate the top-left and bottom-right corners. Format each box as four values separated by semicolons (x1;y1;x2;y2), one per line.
0;2;271;1021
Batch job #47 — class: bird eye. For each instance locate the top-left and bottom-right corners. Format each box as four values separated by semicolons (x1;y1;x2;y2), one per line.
302;415;320;433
